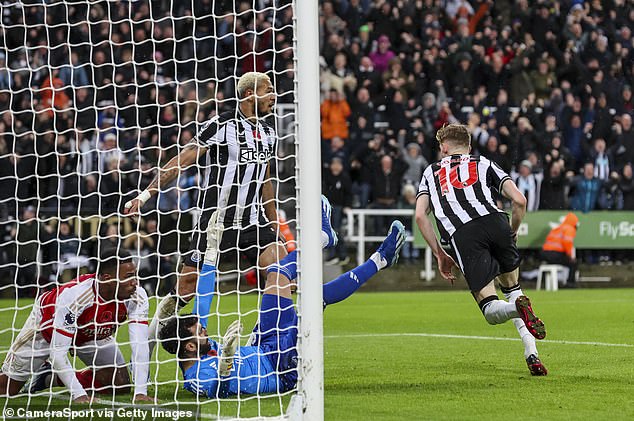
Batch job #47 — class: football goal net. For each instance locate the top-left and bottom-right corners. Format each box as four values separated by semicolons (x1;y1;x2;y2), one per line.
0;0;322;419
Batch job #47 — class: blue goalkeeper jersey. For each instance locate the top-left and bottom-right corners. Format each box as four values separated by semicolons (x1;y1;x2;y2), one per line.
182;341;280;398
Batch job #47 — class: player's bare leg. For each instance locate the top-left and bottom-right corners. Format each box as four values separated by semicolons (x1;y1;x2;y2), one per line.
27;364;132;396
0;373;25;396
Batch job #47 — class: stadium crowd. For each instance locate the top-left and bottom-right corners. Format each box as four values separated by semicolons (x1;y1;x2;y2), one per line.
0;0;633;294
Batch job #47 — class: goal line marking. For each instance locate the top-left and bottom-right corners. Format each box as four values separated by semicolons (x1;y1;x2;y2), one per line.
324;332;634;348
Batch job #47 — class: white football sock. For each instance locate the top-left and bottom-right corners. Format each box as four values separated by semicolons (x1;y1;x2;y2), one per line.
482;300;519;325
321;231;328;249
503;288;538;358
369;251;387;271
512;317;538;358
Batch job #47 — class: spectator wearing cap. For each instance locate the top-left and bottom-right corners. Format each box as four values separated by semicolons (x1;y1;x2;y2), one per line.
513;160;543;212
357;25;372;56
322;157;352;265
369;35;395;74
321;89;351;142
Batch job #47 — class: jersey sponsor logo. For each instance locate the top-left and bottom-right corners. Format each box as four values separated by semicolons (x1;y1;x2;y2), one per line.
64;312;76;326
84;326;115;339
239;147;273;164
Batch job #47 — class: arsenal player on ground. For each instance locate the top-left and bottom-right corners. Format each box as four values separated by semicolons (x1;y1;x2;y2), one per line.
0;248;153;403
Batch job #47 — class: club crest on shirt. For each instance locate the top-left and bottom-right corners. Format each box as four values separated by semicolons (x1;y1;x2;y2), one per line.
191;251;202;263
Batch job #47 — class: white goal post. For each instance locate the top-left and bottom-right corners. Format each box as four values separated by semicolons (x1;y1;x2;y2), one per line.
294;0;324;420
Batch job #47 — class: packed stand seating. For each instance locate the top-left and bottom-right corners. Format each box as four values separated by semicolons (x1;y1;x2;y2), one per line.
1;1;633;289
318;0;633;217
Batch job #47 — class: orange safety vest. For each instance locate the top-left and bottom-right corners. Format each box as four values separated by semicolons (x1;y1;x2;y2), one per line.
542;213;578;258
279;214;296;252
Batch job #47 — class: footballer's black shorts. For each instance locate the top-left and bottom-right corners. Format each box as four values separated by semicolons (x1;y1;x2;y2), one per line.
183;215;279;269
447;212;520;293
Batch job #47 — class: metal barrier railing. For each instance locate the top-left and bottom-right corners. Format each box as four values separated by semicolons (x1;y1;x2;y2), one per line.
344;208;434;281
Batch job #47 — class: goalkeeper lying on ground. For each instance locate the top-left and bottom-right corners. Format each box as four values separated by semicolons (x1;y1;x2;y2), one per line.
159;197;405;398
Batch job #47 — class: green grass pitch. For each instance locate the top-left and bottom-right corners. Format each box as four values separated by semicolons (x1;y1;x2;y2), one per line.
1;289;633;420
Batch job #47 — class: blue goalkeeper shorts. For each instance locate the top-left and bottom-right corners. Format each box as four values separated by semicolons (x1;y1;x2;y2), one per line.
252;295;298;391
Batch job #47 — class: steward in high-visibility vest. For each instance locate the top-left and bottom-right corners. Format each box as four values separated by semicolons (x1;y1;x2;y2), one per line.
540;213;579;287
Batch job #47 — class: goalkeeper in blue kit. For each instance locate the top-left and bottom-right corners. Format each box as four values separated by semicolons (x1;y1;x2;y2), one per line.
159;197;405;398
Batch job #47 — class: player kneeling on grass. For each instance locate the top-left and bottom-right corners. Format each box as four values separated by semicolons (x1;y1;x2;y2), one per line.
159;197;405;398
0;248;153;403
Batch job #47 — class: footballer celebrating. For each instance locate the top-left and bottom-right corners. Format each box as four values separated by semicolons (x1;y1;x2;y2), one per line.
0;248;152;402
124;71;287;355
416;123;548;376
159;198;406;398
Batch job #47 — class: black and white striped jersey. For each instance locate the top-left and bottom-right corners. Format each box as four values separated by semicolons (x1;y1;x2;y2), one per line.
417;154;510;241
194;108;277;227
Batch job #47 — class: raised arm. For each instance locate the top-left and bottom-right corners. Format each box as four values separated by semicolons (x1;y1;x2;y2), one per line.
124;142;206;215
501;178;527;236
415;194;456;283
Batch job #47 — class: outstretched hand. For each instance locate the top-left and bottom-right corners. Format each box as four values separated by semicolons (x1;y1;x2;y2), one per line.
437;252;458;284
124;198;142;216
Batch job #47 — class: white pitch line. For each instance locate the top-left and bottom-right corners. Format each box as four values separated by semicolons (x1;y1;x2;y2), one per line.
324;332;634;348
